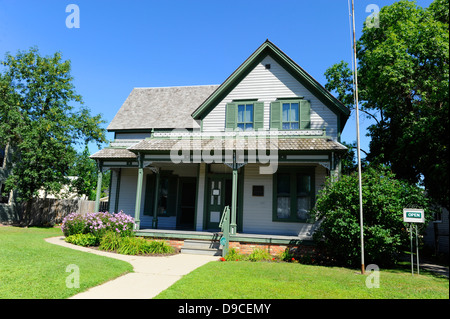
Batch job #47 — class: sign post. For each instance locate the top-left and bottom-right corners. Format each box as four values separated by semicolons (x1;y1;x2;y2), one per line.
403;208;425;275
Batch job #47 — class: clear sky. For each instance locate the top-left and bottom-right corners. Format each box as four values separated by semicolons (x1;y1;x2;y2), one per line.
0;0;434;156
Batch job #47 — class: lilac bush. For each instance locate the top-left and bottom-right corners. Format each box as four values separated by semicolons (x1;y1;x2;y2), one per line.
61;211;135;238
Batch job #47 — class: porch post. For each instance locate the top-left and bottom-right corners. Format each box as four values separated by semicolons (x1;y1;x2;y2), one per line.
134;154;143;230
152;168;160;229
94;160;103;213
230;152;238;235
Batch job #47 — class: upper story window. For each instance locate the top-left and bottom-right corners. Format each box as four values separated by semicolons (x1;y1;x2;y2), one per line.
282;102;299;130
271;98;311;130
237;104;254;131
225;100;264;131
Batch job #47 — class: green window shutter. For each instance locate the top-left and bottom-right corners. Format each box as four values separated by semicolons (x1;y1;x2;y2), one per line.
143;174;155;216
270;101;281;130
253;102;264;130
166;176;178;216
300;100;311;129
225;102;237;130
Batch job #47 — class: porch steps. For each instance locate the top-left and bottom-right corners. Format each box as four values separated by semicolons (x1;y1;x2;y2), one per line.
181;239;222;256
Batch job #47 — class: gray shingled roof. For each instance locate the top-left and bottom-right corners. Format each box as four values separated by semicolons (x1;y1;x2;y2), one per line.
90;148;137;159
107;85;219;131
128;138;347;152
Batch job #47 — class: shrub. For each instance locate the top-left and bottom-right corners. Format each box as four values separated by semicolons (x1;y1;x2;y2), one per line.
147;240;175;254
224;248;271;262
224;248;244;261
61;211;135;239
313;165;434;267
65;233;99;247
247;248;271;262
99;231;122;252
117;237;151;255
277;248;294;262
99;233;175;256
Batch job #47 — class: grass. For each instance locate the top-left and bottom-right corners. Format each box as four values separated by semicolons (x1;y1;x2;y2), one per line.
0;226;133;299
155;260;449;299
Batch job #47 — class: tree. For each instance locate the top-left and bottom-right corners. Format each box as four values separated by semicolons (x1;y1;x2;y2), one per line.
324;0;449;210
0;47;106;224
68;145;110;200
313;165;433;267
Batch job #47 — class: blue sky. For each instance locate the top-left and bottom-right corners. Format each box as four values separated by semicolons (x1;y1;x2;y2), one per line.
0;0;434;156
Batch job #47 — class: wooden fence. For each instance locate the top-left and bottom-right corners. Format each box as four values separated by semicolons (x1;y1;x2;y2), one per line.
15;198;108;226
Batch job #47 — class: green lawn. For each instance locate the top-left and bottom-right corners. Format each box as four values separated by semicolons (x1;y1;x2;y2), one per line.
0;226;133;299
155;260;449;299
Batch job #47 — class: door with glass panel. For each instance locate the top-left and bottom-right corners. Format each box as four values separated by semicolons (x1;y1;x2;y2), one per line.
205;176;232;230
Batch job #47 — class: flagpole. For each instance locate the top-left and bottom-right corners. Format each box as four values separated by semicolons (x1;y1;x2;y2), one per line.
351;0;365;275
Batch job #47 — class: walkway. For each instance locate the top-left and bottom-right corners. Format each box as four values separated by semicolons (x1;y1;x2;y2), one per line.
45;236;219;299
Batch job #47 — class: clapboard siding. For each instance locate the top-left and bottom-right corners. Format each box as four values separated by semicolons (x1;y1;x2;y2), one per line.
202;55;338;139
241;163;325;236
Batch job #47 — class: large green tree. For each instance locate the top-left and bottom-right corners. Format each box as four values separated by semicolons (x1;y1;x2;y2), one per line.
325;0;449;209
0;47;106;222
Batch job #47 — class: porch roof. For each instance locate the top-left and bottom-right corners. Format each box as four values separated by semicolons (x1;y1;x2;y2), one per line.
127;137;347;152
90;147;137;159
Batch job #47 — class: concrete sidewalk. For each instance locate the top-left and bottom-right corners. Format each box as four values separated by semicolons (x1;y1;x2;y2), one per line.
45;236;219;299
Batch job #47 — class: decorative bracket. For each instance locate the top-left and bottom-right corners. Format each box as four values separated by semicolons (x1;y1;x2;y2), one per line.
319;162;331;170
148;166;160;174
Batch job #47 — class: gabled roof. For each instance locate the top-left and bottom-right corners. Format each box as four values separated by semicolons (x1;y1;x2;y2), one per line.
191;39;350;130
107;85;219;131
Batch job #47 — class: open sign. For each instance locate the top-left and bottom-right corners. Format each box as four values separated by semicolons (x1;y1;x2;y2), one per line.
403;208;425;223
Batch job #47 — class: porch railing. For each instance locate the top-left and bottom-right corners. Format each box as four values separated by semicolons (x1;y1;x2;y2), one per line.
219;205;230;257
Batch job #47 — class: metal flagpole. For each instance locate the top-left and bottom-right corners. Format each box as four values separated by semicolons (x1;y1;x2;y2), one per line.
351;0;365;275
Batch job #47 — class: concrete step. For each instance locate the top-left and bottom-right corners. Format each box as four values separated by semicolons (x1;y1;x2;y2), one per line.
181;239;222;256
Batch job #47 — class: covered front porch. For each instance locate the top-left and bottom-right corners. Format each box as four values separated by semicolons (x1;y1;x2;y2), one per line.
90;133;345;245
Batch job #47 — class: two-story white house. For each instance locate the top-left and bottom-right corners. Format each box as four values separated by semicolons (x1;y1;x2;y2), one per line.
91;40;350;254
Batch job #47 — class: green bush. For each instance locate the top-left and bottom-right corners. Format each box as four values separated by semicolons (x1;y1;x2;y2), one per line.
313;165;434;267
117;237;151;255
147;240;175;254
224;248;272;262
65;233;99;247
247;248;271;262
224;248;244;261
99;231;123;252
99;233;175;256
277;248;294;262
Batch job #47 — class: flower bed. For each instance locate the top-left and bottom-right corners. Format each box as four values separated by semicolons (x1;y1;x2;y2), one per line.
61;211;175;256
61;211;135;238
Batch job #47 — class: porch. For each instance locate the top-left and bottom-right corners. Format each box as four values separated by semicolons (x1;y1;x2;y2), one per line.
90;132;346;252
135;227;315;257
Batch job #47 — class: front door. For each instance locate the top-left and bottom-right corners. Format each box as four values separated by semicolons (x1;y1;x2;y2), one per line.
177;177;196;230
205;176;232;230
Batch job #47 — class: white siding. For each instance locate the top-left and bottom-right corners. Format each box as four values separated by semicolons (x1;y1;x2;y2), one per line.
202;55;338;140
241;163;326;237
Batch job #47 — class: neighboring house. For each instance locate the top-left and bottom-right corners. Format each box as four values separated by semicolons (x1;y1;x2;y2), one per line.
37;176;89;200
91;40;350;251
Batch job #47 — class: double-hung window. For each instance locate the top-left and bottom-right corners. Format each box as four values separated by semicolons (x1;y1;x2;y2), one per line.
225;100;264;131
282;102;299;130
237;104;254;131
270;98;310;130
273;167;315;222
